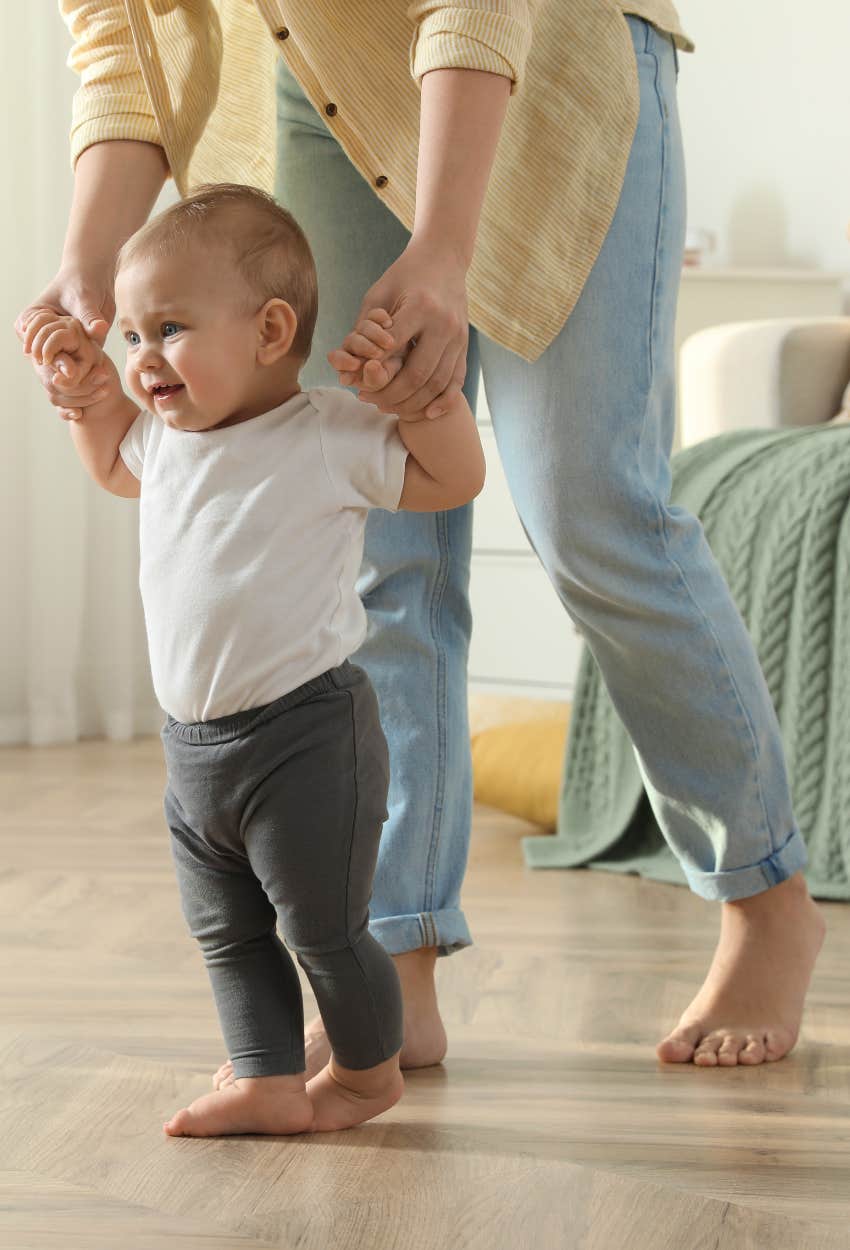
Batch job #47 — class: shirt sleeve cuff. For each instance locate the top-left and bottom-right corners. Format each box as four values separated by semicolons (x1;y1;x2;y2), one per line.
69;96;165;173
385;433;411;513
118;412;146;480
409;9;532;95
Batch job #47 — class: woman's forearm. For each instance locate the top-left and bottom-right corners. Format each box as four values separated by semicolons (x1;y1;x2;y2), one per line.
61;140;169;271
411;68;511;269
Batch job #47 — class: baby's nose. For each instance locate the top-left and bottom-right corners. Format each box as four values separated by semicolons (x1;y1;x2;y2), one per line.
139;349;164;368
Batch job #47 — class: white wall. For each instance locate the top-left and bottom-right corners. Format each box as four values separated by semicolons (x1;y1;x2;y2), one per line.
676;0;850;302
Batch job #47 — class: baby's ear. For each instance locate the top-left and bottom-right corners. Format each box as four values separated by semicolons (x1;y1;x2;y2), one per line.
255;297;298;364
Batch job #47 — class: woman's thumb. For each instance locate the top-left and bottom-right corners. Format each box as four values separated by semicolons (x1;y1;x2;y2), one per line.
74;299;111;345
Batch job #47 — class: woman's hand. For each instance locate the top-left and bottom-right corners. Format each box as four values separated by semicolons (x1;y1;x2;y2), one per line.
14;264;115;420
329;240;469;420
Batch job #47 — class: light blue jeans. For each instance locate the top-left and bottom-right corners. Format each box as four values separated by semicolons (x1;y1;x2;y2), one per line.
275;16;808;954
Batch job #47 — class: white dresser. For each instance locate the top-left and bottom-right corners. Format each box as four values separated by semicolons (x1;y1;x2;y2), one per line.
469;266;847;701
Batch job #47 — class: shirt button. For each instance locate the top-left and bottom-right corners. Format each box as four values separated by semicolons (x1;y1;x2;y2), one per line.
276;27;289;40
325;102;337;117
375;175;388;188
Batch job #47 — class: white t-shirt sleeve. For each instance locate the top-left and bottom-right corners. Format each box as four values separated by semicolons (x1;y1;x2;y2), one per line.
318;391;409;512
118;409;154;480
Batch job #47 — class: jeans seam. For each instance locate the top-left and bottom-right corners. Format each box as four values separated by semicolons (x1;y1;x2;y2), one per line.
637;42;776;864
423;510;451;919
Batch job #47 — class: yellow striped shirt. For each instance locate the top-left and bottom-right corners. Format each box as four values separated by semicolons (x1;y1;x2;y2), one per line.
59;1;693;362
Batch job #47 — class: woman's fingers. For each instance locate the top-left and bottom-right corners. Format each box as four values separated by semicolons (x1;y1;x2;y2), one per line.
46;369;108;405
425;351;468;418
389;339;460;417
371;333;452;414
359;298;466;416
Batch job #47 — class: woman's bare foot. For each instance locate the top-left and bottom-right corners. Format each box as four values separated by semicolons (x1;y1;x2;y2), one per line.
164;1072;314;1138
657;872;825;1067
212;946;447;1090
302;946;447;1080
306;1053;404;1132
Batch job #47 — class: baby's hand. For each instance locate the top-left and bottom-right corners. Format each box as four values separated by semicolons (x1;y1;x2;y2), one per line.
327;308;405;395
21;309;108;420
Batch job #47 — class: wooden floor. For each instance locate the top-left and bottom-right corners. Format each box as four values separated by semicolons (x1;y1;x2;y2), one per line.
2;737;850;1250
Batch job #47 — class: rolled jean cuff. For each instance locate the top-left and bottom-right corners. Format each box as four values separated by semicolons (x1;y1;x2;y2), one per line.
682;828;809;902
369;908;473;957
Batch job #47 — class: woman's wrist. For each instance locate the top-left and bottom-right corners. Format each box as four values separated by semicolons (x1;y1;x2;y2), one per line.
406;231;473;274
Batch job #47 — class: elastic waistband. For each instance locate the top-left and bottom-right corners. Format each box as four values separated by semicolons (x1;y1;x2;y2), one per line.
163;660;357;745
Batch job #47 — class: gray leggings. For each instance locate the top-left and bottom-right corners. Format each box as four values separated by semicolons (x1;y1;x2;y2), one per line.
161;660;403;1077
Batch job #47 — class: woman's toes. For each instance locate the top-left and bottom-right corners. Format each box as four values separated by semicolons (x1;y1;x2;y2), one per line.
716;1033;747;1066
764;1028;794;1061
739;1035;766;1065
693;1034;723;1066
656;1024;701;1063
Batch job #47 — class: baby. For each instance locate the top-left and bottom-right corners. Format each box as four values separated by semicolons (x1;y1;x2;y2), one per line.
21;182;485;1139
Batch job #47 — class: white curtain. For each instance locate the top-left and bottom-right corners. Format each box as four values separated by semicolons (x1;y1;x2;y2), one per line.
0;5;163;744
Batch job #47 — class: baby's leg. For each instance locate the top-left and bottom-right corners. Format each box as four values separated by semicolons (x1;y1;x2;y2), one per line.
162;792;314;1137
244;664;404;1131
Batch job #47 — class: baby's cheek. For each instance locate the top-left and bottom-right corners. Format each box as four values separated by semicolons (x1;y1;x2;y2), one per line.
126;371;146;406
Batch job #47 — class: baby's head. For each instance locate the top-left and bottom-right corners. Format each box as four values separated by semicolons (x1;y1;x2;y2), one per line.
113;183;318;431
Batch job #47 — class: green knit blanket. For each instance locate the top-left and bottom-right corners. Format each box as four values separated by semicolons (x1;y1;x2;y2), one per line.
523;423;850;900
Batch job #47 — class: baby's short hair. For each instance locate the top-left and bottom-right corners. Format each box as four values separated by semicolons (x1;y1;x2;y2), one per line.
116;183;319;361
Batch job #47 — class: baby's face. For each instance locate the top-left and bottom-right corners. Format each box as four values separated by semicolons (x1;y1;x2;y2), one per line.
115;248;266;431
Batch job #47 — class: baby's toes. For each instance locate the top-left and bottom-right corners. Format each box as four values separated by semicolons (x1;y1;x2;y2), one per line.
212;1060;234;1090
163;1107;193;1136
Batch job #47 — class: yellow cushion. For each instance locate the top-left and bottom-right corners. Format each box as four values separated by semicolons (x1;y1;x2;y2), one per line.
470;706;570;830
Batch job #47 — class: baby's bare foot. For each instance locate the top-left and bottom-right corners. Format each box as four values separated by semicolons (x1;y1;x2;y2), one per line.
306;1055;404;1132
657;872;825;1067
165;1073;314;1137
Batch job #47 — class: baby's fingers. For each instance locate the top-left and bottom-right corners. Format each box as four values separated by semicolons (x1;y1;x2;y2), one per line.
341;327;392;359
359;354;403;392
28;319;76;366
363;308;393;329
327;347;364;374
41;326;81;369
21;310;56;358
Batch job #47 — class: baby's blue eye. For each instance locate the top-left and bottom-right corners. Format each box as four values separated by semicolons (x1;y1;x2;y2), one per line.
162;322;181;338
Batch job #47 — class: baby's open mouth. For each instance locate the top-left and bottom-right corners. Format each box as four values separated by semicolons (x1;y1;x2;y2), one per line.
152;384;184;401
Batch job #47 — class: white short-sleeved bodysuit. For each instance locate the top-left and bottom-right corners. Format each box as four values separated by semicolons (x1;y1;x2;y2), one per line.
119;386;409;723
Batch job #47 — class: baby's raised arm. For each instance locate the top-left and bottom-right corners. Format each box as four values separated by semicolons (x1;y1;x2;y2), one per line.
333;309;485;513
25;312;141;498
